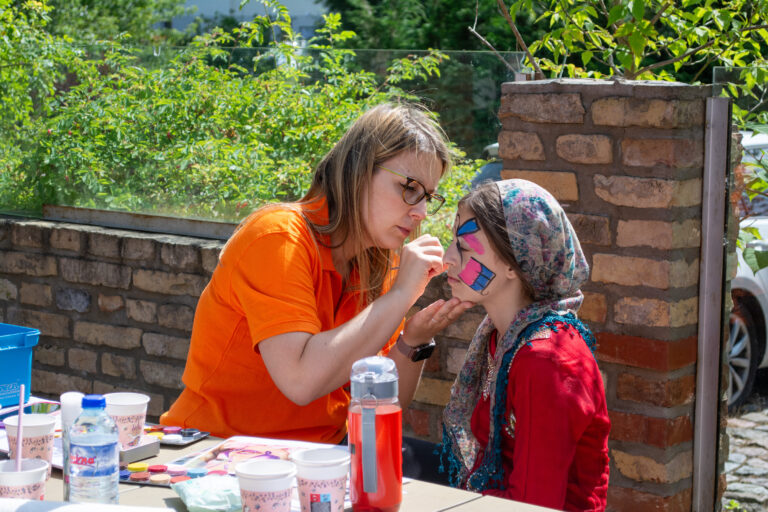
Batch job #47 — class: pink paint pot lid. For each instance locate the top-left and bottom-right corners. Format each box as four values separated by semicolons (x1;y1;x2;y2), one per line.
166;464;187;476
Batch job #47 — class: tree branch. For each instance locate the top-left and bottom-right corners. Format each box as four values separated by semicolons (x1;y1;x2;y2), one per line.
649;1;673;27
630;39;716;78
468;25;519;75
495;0;544;79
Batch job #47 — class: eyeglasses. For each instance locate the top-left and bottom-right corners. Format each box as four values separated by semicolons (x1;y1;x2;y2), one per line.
377;165;445;215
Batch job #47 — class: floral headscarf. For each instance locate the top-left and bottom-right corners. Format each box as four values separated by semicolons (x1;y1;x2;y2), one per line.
440;179;593;491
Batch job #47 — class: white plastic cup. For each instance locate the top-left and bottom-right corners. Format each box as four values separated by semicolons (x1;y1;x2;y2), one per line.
104;392;150;449
291;448;350;512
0;458;49;500
236;459;296;512
4;414;56;478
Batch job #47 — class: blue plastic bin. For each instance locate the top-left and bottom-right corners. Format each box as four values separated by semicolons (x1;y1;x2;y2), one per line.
0;323;41;407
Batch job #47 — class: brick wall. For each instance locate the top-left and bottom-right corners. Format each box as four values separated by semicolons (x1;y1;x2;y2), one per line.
0;220;222;419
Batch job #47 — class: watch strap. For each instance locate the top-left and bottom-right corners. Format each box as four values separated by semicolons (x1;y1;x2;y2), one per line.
395;332;435;361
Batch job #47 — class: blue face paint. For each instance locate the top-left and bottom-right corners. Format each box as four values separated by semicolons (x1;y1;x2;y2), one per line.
456;218;479;237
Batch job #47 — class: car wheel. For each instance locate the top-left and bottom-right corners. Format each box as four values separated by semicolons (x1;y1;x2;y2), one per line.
728;303;760;412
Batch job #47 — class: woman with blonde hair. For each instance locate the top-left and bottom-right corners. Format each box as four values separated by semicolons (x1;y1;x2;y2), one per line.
162;103;473;443
440;179;610;510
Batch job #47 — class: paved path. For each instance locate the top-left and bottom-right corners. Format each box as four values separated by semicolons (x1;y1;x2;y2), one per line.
723;411;768;510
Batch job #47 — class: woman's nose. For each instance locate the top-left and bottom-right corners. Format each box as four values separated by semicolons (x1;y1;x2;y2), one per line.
409;198;428;221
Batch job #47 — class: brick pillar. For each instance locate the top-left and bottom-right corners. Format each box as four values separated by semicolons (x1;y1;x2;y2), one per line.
495;79;713;511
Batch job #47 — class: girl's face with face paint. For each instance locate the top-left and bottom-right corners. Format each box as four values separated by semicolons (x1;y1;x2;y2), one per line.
444;203;515;304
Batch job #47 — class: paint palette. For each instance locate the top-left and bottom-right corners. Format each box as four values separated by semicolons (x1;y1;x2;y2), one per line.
143;424;210;446
120;435;323;488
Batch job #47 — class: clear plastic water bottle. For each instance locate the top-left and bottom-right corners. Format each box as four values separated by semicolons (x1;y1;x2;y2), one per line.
68;394;120;504
60;391;84;501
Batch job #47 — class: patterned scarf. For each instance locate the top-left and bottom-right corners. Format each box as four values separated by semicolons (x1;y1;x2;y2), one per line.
440;179;593;491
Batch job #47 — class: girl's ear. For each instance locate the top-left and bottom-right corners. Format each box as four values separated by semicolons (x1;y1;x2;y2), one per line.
505;266;518;280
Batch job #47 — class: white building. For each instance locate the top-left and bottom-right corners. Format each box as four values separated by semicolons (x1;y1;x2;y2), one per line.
173;0;327;39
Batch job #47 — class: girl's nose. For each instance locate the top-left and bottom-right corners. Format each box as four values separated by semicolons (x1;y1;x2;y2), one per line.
443;240;459;267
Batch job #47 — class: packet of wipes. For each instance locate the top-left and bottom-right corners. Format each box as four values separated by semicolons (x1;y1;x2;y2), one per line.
171;474;242;512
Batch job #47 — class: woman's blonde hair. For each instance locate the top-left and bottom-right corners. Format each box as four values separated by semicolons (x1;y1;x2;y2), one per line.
302;102;451;304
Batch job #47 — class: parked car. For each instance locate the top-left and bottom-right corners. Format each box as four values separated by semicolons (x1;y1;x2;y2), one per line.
476;132;768;411
730;129;768;411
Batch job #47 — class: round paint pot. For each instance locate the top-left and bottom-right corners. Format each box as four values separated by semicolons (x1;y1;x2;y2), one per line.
119;469;131;480
208;470;228;476
163;434;182;443
181;428;198;437
166;464;187;476
171;475;191;483
127;462;149;473
187;467;208;478
148;465;167;473
129;471;150;481
149;473;171;485
147;431;164;440
163;426;182;435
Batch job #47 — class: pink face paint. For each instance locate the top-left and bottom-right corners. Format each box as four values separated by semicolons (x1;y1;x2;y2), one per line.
462;233;484;255
458;257;495;292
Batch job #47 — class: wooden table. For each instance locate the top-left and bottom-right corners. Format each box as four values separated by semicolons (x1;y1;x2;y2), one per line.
37;438;554;511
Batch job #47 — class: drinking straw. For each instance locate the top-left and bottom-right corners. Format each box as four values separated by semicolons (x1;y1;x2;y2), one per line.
15;384;24;472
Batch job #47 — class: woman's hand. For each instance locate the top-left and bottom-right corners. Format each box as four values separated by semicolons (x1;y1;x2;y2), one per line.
392;234;446;305
403;297;475;346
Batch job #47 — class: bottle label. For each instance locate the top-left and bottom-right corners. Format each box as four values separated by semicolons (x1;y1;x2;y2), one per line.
69;442;119;477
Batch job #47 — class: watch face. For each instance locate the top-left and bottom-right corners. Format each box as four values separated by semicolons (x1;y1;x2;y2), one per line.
411;343;435;362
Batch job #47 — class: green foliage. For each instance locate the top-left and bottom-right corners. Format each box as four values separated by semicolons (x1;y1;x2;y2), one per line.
724;498;747;511
505;0;768;82
44;0;192;44
0;0;479;240
319;0;545;52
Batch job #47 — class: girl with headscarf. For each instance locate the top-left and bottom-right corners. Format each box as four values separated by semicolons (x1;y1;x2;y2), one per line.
440;179;610;510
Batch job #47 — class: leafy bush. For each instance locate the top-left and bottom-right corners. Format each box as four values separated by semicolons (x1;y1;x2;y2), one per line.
0;0;482;245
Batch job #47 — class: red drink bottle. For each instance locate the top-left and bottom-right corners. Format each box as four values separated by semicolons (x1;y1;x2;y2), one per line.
348;357;402;512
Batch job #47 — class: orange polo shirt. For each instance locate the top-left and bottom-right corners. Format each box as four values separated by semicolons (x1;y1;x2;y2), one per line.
160;201;401;444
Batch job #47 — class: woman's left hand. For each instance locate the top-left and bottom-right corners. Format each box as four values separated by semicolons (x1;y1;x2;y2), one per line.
403;297;475;345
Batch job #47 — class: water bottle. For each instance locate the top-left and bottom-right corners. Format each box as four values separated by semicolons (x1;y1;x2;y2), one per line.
68;394;120;504
348;356;402;512
60;391;84;501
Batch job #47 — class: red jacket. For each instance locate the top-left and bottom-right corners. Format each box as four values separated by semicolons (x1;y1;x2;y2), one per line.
470;323;610;511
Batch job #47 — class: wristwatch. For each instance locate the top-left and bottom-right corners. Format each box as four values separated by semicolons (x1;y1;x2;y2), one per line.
395;332;436;362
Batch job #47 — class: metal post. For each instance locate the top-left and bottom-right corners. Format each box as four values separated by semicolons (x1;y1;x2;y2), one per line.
693;96;731;511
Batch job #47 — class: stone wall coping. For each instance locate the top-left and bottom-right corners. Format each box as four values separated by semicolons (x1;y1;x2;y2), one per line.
502;78;713;99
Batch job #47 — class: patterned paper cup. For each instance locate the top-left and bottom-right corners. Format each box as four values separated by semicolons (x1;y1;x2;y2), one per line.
104;392;150;449
236;459;296;512
291;448;350;512
4;414;56;479
0;458;49;500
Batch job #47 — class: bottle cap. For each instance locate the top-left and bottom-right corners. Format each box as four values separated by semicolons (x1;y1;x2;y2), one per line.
60;391;85;429
81;394;106;409
350;356;398;400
